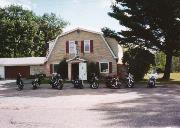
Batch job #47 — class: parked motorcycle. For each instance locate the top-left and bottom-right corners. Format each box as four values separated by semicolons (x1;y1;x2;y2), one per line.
89;73;99;89
32;74;42;90
16;73;24;91
105;75;121;89
50;73;63;90
72;76;84;89
125;73;135;88
147;72;158;88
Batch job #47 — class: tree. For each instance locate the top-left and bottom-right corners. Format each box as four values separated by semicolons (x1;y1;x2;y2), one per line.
0;5;68;57
0;5;38;57
122;48;155;81
36;13;68;56
102;0;180;80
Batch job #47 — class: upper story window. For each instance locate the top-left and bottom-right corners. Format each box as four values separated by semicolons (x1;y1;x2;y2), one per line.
69;41;76;54
84;40;90;53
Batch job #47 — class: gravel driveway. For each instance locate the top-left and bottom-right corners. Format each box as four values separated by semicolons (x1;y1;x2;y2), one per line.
0;80;180;128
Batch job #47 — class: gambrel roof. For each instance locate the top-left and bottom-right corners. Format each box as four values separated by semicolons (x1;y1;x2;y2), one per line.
45;27;118;62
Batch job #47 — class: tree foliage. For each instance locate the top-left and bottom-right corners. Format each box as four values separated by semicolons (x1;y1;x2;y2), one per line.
0;5;68;57
122;48;155;81
102;0;180;80
155;52;180;72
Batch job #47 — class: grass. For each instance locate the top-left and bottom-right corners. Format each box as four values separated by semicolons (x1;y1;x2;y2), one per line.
142;73;180;84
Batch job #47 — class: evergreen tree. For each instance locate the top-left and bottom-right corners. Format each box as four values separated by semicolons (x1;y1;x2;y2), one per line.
102;0;180;80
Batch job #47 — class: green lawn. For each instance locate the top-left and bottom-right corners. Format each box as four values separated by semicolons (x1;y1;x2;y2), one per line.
143;73;180;84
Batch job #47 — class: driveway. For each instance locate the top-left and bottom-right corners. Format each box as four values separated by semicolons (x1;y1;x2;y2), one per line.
0;80;180;128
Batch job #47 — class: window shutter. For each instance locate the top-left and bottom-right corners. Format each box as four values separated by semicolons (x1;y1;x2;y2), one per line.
50;64;53;74
75;41;78;45
96;62;99;72
90;40;93;53
109;62;112;73
81;40;84;53
66;41;69;53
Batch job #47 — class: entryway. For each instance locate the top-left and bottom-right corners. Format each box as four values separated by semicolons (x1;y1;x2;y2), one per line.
66;57;87;80
71;63;79;80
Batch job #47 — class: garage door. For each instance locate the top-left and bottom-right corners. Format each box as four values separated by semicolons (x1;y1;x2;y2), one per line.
5;66;30;79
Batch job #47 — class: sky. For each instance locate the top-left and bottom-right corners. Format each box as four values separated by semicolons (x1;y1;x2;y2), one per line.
0;0;124;32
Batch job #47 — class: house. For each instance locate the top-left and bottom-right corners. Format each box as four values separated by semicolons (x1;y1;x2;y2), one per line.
45;28;123;80
0;28;123;79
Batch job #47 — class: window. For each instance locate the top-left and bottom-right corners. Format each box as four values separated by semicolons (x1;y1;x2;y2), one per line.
84;40;90;53
100;62;109;73
69;41;76;54
53;64;59;73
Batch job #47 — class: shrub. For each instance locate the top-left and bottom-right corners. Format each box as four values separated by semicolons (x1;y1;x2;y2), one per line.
57;58;68;79
122;48;155;81
87;62;100;81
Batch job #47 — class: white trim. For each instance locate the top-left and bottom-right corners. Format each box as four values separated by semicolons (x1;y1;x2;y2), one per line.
99;62;109;73
0;57;45;66
84;40;90;53
66;57;87;63
45;27;118;61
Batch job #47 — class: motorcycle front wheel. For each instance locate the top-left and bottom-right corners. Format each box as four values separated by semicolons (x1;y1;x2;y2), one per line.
57;84;63;90
79;84;84;89
127;81;134;88
90;82;99;89
18;84;23;91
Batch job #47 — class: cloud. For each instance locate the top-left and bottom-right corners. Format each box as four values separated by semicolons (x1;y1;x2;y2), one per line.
101;0;116;8
0;0;35;10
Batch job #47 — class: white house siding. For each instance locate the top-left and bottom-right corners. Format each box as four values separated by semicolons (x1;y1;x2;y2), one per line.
30;65;45;75
0;66;5;79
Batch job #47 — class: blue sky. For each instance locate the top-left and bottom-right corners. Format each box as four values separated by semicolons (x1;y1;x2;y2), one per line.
0;0;124;32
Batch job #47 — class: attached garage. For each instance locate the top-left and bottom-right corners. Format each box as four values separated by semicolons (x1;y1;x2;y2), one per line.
0;57;45;79
5;66;30;79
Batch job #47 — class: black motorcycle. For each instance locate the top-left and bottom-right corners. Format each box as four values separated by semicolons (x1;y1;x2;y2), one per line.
50;73;63;90
89;73;99;89
125;73;135;88
72;77;84;89
32;74;42;90
105;75;121;89
147;73;158;88
16;73;24;91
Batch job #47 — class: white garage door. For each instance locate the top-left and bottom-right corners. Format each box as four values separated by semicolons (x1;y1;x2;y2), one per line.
0;66;5;79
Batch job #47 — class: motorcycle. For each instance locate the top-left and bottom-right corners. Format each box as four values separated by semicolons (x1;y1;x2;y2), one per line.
89;73;99;89
147;72;158;88
50;73;63;90
16;73;24;91
125;73;134;88
105;75;121;89
32;74;42;90
72;77;84;89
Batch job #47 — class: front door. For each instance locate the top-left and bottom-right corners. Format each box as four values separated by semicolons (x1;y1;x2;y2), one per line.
71;63;79;79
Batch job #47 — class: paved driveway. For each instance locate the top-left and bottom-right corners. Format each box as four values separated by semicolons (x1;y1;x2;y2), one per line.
0;80;180;128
